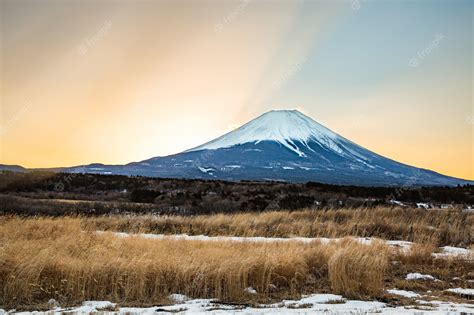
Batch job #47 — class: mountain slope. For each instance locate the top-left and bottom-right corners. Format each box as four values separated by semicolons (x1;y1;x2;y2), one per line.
0;164;27;172
187;110;345;157
63;109;471;186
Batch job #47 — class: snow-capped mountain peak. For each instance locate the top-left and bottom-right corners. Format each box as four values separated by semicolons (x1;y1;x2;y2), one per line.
186;110;344;157
63;109;473;187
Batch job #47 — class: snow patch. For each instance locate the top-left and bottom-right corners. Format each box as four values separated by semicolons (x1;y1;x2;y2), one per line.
416;203;431;209
432;246;473;259
445;288;474;296
69;301;115;313
244;287;257;294
389;200;406;207
168;293;189;303
198;167;215;175
406;273;436;281
98;232;471;259
387;289;421;298
8;294;474;314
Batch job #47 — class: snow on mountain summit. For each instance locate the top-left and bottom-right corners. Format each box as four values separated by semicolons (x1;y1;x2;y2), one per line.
186;110;346;157
65;109;473;186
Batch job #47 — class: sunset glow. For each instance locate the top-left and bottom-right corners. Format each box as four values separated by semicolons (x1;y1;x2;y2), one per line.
1;0;472;180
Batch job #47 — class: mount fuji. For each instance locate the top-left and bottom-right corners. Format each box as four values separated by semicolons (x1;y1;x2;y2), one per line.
65;110;471;186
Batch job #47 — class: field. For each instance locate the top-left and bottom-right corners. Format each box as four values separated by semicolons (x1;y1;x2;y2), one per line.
84;207;473;247
1;209;473;313
1;173;473;313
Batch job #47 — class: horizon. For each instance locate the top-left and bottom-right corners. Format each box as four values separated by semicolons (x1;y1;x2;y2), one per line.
1;0;473;180
3;108;472;182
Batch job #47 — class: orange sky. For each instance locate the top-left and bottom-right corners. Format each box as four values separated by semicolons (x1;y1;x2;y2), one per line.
1;0;472;180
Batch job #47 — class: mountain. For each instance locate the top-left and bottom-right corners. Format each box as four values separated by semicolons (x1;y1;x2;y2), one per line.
59;109;471;187
0;164;27;172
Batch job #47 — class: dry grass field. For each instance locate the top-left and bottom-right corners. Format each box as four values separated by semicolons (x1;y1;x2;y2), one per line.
1;210;473;310
84;207;473;247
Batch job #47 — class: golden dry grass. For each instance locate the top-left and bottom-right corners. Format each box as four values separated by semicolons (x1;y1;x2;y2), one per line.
1;214;472;310
0;216;391;309
329;240;388;299
83;207;473;247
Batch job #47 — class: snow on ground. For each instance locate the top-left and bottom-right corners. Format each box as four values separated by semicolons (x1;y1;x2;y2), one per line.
408;300;474;314
4;293;474;314
387;289;421;298
99;232;471;258
244;287;257;295
68;301;115;313
389;200;406;207
433;246;473;258
416;203;430;209
406;273;437;281
169;294;190;303
102;231;409;248
445;288;474;297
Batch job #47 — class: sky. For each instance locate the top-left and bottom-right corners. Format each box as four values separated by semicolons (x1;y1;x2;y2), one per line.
0;0;472;180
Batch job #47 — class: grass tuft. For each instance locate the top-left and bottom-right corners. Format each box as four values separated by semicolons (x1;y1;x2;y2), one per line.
328;240;388;299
